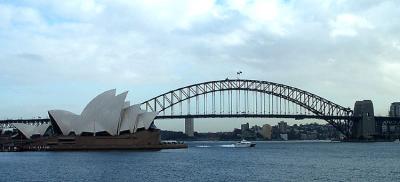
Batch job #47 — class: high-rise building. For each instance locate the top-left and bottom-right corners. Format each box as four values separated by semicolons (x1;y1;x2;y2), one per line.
389;102;400;117
278;121;288;133
185;118;194;137
251;125;262;133
241;123;249;131
260;124;272;140
280;133;288;141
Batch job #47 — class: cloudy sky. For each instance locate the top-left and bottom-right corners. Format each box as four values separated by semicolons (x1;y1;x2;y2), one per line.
1;0;400;132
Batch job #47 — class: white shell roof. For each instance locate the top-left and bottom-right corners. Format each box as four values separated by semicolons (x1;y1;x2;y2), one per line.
49;89;157;136
137;111;158;130
123;101;130;109
119;104;144;133
80;91;128;135
48;110;79;135
12;123;50;138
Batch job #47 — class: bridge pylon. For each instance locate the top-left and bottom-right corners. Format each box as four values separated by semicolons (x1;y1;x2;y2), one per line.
351;100;376;139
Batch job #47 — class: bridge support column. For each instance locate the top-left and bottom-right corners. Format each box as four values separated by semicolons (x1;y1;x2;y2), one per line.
185;118;194;137
376;121;383;136
351;100;376;139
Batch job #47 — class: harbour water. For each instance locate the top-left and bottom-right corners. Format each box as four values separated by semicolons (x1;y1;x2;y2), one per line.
1;141;399;181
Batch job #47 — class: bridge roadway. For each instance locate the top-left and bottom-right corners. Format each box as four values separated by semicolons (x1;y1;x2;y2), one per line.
0;118;50;124
0;115;353;124
1;115;399;124
156;114;356;120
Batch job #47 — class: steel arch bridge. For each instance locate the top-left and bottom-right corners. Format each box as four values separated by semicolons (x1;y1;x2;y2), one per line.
141;79;354;136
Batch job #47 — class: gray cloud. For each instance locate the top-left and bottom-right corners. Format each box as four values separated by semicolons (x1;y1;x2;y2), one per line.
0;0;399;125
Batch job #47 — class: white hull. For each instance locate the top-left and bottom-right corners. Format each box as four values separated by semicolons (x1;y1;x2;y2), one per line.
234;143;253;147
234;140;256;148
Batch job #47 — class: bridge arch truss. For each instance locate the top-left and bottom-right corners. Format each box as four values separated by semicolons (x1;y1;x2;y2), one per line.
141;79;354;136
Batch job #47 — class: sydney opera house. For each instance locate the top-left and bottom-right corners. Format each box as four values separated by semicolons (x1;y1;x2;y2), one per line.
3;89;186;151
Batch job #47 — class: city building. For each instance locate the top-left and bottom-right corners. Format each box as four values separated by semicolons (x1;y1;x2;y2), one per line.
185;118;194;137
251;125;262;133
240;123;256;139
158;122;342;141
280;133;288;141
241;123;249;131
260;124;272;140
381;102;400;138
278;121;288;133
389;102;400;117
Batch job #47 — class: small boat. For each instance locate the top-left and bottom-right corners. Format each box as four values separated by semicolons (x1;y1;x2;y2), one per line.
234;140;256;148
394;139;399;143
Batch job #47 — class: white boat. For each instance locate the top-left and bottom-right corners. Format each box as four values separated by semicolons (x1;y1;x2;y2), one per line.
394;139;399;143
234;140;256;148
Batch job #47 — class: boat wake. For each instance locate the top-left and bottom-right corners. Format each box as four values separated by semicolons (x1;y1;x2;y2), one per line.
196;145;211;148
219;144;235;148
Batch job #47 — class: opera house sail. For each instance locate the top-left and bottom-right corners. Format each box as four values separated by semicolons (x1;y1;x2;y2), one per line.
4;89;186;151
47;89;157;136
12;123;51;139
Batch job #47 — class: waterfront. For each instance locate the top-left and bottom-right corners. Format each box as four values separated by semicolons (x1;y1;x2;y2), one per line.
1;141;399;181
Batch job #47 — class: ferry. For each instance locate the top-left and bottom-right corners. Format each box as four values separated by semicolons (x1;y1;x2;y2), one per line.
234;140;256;148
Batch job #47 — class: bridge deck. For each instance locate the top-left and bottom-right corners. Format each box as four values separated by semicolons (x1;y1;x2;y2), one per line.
1;115;399;125
155;114;357;120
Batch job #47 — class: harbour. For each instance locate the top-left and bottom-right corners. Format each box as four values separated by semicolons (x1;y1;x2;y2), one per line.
1;141;399;181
